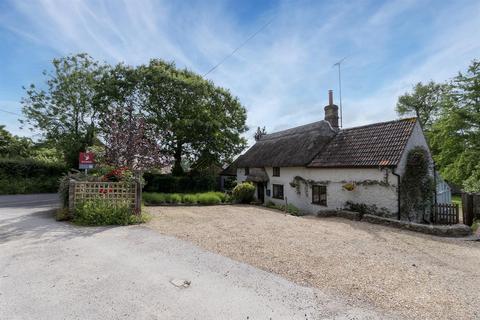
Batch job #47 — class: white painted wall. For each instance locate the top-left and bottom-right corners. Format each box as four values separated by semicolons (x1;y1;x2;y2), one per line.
237;166;398;217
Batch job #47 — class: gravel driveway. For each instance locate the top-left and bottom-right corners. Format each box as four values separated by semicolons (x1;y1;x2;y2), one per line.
1;194;390;319
148;205;480;320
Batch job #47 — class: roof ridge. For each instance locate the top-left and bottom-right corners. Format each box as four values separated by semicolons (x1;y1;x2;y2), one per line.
341;117;417;131
260;120;331;141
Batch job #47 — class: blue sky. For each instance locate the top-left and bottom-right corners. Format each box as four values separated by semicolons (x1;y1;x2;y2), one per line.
1;0;479;142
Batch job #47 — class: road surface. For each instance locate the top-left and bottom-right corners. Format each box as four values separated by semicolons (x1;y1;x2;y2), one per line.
0;194;389;319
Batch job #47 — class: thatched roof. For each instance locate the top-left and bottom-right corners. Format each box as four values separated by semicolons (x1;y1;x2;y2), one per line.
308;118;417;168
245;168;269;182
220;162;238;176
235;120;336;167
235;118;418;169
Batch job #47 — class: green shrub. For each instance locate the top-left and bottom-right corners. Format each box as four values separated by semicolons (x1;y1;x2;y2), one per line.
143;173;217;193
55;208;70;221
142;191;230;205
0;158;67;194
74;199;134;226
143;192;167;205
209;191;228;202
169;193;182;203
266;200;276;208
197;193;222;205
182;194;198;204
286;204;300;216
265;201;301;216
232;182;256;203
472;220;480;233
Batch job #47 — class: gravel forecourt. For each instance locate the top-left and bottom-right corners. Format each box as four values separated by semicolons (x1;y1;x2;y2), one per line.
147;205;480;320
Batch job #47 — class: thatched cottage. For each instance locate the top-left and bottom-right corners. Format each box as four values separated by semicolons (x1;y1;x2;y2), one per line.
230;91;436;219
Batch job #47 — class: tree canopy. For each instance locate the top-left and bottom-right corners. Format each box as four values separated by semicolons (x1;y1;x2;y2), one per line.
396;59;480;191
20;54;248;174
396;81;449;131
0;125;33;158
21;53;107;168
140;60;247;175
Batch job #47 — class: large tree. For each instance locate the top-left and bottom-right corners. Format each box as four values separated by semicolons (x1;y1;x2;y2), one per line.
397;60;480;191
396;81;449;131
140;60;248;175
21;53;108;168
429;60;480;188
97;63;168;171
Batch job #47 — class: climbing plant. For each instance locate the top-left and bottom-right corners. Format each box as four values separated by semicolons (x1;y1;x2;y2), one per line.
289;176;330;196
400;147;434;221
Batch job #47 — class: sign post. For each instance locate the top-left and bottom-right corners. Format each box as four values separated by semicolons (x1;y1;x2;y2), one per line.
79;152;95;175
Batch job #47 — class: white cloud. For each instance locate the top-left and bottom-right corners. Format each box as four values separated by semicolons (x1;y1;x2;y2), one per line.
1;0;480;146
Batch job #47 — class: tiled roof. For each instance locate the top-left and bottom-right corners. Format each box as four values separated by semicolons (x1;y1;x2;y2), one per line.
308;118;417;168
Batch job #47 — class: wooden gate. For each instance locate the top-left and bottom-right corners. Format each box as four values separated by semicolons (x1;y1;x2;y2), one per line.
432;203;459;225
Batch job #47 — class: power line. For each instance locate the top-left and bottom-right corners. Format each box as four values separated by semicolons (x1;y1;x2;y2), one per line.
203;17;275;77
0;108;22;116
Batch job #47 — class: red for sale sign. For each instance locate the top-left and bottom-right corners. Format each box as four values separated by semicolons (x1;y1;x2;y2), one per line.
79;152;94;164
79;152;95;169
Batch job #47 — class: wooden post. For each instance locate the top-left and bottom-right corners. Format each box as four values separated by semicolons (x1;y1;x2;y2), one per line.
134;180;142;215
462;193;473;226
68;180;76;217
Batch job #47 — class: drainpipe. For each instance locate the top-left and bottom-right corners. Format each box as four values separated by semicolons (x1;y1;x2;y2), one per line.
432;164;437;224
433;164;438;205
392;168;401;220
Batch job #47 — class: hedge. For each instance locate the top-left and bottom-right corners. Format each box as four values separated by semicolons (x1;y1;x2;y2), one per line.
143;173;218;193
0;158;67;194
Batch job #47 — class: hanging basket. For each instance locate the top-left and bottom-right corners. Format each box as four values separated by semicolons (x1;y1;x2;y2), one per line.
342;182;356;191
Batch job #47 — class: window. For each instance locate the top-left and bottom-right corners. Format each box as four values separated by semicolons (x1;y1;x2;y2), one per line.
312;185;327;206
273;167;280;177
244;167;249;175
272;184;284;199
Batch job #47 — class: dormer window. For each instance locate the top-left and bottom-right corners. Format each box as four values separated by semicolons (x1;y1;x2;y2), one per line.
244;167;249;175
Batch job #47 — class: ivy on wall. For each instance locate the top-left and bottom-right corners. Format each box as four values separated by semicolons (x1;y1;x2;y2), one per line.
400;147;434;222
289;175;393;197
289;176;330;196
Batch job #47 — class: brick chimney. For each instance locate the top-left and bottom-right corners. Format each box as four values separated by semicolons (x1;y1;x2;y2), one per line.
324;90;339;129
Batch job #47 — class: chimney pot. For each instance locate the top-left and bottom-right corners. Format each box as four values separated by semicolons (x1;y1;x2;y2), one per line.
324;90;339;129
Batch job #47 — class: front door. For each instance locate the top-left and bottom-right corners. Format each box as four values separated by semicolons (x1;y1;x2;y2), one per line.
257;182;265;203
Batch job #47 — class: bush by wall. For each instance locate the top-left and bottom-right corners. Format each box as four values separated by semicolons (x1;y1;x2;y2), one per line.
232;182;255;203
266;201;302;216
143;173;217;193
0;158;67;194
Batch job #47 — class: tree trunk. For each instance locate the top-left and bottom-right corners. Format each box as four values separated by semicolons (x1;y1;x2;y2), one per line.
172;142;184;176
